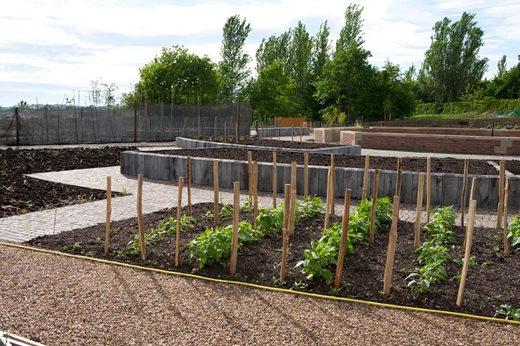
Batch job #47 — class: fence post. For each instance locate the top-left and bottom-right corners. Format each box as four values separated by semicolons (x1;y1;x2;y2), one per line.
14;107;20;146
134;100;138;142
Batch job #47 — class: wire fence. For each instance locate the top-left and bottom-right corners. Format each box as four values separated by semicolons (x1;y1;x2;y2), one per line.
0;102;251;145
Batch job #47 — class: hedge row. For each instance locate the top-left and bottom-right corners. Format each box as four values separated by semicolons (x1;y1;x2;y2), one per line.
415;98;520;115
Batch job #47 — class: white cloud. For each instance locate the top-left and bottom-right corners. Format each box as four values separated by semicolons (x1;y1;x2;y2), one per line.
0;0;518;105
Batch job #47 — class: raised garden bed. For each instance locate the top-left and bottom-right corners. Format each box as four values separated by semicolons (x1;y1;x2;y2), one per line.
176;136;361;155
0;147;131;218
26;201;520;320
151;148;498;175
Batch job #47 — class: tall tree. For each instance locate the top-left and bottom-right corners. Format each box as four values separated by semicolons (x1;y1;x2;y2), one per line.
497;55;507;77
418;12;488;103
219;15;252;101
336;4;364;51
133;46;221;105
287;21;313;116
311;21;331;80
256;31;292;72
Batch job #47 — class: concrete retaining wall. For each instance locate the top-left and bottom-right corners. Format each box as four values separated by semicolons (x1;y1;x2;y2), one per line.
176;137;361;155
314;127;351;143
121;150;519;209
256;127;311;138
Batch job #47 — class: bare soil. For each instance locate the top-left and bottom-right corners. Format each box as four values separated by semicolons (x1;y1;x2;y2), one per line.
0;147;132;218
27;202;520;319
153;148;499;175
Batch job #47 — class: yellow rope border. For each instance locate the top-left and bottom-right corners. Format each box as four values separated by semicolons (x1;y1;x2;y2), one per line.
1;241;518;327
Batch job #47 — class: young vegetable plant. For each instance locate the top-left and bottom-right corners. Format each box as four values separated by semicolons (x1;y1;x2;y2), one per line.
125;215;194;256
187;221;257;269
296;197;392;283
495;304;520;321
406;206;456;293
507;215;520;247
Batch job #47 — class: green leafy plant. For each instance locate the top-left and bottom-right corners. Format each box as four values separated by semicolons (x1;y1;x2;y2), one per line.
507;215;520;247
296;195;325;221
126;215;194;256
407;206;456;293
240;198;254;213
188;221;258;269
495;304;520;321
296;197;392;282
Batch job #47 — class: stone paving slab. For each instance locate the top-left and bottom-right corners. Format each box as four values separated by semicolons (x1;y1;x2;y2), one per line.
0;166;502;243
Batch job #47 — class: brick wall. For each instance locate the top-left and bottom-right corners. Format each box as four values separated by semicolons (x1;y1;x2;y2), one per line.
352;126;520;137
340;130;520;155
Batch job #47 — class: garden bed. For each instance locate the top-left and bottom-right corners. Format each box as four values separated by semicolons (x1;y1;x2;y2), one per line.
0;147;131;218
152;148;499;175
26;202;520;319
188;136;335;149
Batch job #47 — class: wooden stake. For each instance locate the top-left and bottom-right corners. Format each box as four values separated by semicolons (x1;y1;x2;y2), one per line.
369;169;381;244
426;157;432;223
414;173;425;249
330;154;336;215
288;180;297;236
464;178;478;249
496;160;506;230
279;184;291;281
175;177;184;267
361;155;370;200
290;161;297;197
187;156;192;215
324;167;332;229
304;151;309;197
456;199;477;306
213;160;220;227
104;176;112;255
229;181;240;276
334;189;352;289
136;174;146;260
252;161;259;218
460;159;469;227
383;195;400;298
395;157;402;197
247;150;253;200
272;151;277;208
503;179;510;257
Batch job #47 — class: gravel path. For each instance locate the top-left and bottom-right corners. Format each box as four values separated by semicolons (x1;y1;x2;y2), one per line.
1;245;518;345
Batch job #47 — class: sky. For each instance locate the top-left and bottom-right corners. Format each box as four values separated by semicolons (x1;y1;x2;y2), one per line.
0;0;519;106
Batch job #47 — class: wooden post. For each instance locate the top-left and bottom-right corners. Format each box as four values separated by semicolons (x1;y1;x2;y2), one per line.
175;177;184;267
456;199;477;306
252;161;259;219
460;159;469;227
290;161;297;196
464;177;478;249
324;167;332;229
414;173;425;249
272;151;277;208
136;174;146;260
304;151;309;197
503;179;510;257
235;100;240;142
187;156;192;215
213;160;220;227
426;157;432;223
14;108;20;146
247;150;253;200
369;169;381;244
395;157;402;197
496;160;506;230
330;154;336;215
133;100;138;142
229;181;240;276
383;195;400;298
104;176;112;255
279;184;291;281
334;189;352;289
361;155;370;199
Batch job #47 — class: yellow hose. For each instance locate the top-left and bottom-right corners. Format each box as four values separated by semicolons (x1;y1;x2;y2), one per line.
1;241;518;326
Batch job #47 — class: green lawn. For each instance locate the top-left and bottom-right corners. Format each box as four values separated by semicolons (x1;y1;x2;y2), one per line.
407;112;493;121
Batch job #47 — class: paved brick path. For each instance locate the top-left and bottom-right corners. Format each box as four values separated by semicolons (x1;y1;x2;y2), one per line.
0;165;502;243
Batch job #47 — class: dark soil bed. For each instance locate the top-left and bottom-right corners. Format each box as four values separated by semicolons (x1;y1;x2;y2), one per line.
27;202;520;319
153;148;499;175
503;160;520;175
188;136;340;149
0;147;133;218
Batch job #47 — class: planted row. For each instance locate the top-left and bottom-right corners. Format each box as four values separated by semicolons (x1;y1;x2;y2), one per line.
296;197;393;283
407;206;456;293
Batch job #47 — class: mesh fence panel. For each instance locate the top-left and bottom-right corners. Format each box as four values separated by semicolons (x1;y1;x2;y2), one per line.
0;102;251;145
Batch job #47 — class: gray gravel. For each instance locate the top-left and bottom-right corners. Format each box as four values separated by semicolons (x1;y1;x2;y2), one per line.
1;245;518;345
